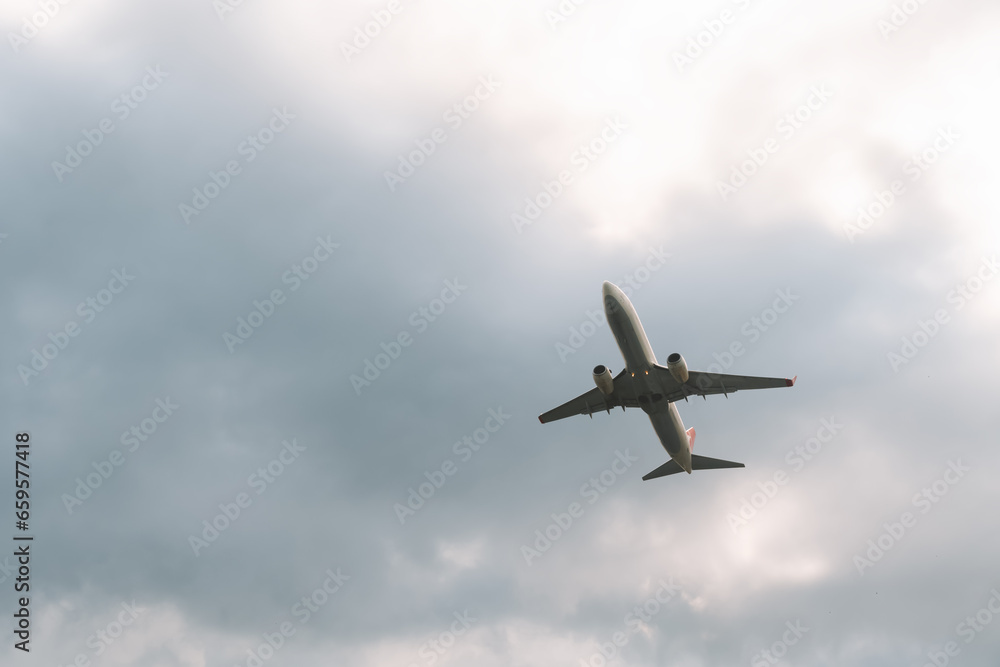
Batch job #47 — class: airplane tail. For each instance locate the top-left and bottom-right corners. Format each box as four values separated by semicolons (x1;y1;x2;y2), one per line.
687;427;695;451
642;454;744;481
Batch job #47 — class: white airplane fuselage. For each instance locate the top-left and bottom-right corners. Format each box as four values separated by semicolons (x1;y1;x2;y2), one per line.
602;281;693;473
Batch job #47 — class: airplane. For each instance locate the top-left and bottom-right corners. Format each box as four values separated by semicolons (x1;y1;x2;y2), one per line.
539;282;796;480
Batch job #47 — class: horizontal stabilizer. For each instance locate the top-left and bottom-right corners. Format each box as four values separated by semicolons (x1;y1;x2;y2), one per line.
642;459;683;480
642;454;745;481
691;454;744;471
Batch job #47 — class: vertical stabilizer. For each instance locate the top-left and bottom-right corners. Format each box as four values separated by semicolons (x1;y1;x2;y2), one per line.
686;427;696;451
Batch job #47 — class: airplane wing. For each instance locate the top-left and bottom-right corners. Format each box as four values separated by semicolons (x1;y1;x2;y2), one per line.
671;367;796;400
538;367;796;423
538;369;641;423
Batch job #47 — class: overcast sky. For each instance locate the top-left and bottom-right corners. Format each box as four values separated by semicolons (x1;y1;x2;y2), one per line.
3;0;1000;665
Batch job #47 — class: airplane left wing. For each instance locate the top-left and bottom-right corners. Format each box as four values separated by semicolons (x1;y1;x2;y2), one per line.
538;369;641;423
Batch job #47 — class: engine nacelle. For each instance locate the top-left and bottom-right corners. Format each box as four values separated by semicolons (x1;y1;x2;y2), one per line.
592;364;614;395
666;353;689;383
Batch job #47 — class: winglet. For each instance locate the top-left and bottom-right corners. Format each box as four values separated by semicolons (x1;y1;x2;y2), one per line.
786;375;797;387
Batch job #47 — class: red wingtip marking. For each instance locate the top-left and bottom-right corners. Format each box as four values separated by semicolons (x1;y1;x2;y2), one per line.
786;375;797;387
538;416;544;424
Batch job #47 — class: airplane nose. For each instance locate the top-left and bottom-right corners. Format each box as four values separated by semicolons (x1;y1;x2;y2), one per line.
602;282;625;315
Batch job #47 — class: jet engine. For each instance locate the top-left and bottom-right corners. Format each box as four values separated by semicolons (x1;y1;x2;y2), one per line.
592;364;614;395
666;353;689;383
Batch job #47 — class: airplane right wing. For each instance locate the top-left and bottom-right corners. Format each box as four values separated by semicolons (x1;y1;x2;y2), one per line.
538;369;642;423
681;370;796;398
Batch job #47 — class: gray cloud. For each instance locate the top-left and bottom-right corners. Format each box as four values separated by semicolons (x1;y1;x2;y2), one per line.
2;0;1000;665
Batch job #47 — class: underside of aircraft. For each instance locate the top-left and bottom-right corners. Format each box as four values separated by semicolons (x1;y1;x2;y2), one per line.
539;282;796;480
